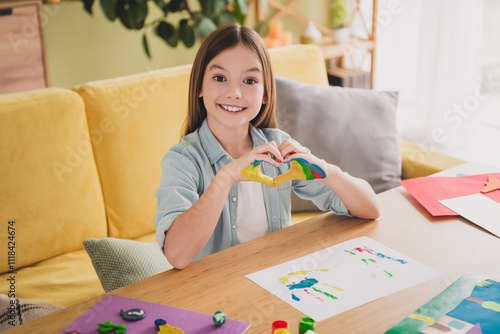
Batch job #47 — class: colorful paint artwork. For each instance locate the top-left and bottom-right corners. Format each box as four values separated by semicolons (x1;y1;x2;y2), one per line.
386;272;500;334
241;154;326;188
246;237;439;322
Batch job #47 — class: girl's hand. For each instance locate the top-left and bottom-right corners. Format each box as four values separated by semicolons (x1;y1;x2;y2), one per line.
279;139;329;176
280;139;380;219
221;141;283;183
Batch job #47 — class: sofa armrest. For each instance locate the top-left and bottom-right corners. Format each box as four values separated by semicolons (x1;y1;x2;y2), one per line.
398;139;466;179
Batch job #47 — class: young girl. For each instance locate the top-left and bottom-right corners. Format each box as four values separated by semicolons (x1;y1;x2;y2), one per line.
155;23;380;269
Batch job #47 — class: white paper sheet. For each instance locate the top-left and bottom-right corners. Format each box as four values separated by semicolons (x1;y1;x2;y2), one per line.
246;237;439;322
439;193;500;238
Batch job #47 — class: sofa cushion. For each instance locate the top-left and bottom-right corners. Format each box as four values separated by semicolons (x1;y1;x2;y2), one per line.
0;88;107;272
398;139;466;179
269;44;329;86
84;238;173;292
73;65;192;240
275;76;402;212
0;248;105;308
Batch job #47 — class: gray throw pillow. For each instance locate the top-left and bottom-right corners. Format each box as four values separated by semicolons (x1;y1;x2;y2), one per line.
275;76;401;212
83;238;173;292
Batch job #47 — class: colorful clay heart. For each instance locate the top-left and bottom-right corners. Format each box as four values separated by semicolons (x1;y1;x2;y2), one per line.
241;155;326;188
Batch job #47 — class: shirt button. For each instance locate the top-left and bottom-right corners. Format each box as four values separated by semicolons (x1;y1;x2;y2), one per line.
272;216;278;222
232;224;236;229
270;189;276;194
232;197;237;202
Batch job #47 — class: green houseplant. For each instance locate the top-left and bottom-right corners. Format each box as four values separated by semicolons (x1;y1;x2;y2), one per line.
329;0;350;43
79;0;251;58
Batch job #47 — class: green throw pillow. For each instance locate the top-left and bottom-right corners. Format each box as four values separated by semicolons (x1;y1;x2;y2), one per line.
83;238;173;292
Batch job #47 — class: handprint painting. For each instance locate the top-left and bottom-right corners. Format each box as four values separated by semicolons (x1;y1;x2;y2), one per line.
247;237;439;321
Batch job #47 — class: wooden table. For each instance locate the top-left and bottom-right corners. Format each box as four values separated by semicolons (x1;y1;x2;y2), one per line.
7;168;500;333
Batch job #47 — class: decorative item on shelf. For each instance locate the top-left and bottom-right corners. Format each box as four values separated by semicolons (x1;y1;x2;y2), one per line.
300;20;322;45
329;0;350;43
263;20;292;49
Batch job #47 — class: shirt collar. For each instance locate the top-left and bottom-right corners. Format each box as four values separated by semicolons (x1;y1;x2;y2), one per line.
199;119;269;165
199;119;227;165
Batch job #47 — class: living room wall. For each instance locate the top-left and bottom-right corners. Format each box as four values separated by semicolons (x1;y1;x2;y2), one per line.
44;0;330;89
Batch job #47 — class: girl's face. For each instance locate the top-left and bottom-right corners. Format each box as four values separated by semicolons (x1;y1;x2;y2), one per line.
200;44;266;135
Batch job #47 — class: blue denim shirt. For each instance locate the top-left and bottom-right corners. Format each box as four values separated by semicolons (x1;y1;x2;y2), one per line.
155;119;349;260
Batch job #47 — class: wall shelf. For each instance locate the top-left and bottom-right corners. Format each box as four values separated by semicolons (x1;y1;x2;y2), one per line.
257;0;378;88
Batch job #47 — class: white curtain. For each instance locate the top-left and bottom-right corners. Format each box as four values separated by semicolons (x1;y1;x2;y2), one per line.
374;0;484;154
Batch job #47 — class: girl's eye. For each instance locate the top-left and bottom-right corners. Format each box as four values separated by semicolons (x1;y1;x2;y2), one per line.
213;75;226;82
244;78;257;85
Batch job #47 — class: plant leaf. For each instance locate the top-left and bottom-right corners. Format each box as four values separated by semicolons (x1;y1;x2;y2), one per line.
200;0;215;18
116;0;148;29
216;10;238;26
200;0;225;19
81;0;95;15
130;0;148;29
179;19;196;48
156;21;178;47
153;0;168;14
169;0;182;12
197;16;217;38
100;0;117;21
116;1;135;29
142;33;151;59
233;0;247;25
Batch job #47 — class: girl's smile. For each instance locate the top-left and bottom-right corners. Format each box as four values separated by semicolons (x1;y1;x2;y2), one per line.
219;103;246;113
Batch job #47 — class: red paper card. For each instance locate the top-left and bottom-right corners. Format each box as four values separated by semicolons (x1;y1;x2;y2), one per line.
399;173;500;216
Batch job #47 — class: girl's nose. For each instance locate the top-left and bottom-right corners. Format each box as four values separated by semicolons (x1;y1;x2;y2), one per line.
226;83;242;99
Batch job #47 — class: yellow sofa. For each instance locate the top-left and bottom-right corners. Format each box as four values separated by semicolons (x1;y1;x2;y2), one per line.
0;44;464;313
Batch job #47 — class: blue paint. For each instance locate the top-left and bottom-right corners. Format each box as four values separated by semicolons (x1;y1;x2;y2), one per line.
446;279;500;334
287;278;319;302
447;320;466;330
363;246;407;264
287;278;318;290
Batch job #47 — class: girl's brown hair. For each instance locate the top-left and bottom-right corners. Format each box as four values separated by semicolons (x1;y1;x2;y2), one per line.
182;23;277;137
